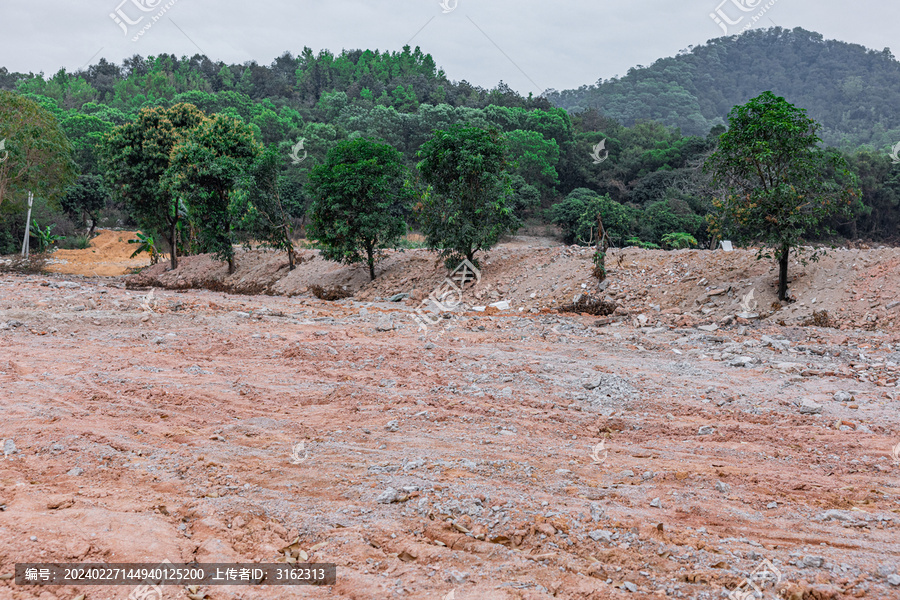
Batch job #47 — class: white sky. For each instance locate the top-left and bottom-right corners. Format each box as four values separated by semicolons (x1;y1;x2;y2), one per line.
1;0;897;94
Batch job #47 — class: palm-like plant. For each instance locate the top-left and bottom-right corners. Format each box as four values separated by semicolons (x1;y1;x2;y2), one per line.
128;231;160;265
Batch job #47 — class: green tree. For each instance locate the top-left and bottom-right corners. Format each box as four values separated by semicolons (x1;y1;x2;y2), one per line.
101;103;205;270
704;92;860;300
61;174;106;236
306;138;414;280
236;145;298;269
549;188;636;246
416;125;519;265
0;90;76;209
165;114;261;274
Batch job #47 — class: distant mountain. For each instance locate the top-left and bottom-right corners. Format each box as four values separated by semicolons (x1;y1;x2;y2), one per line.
546;27;900;149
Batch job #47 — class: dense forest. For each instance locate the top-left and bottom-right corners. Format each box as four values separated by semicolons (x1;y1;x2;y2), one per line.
0;26;898;260
546;27;900;150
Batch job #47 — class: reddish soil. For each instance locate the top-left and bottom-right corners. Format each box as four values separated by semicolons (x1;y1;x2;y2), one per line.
1;237;899;600
45;231;151;277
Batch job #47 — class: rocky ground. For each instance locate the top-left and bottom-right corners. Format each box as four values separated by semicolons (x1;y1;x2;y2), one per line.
1;237;900;600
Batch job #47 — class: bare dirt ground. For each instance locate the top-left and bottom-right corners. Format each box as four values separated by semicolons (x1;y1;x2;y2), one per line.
1;235;900;600
45;231;151;277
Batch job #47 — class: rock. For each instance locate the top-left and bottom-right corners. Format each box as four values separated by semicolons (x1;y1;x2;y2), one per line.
728;356;758;368
194;537;241;563
697;324;718;332
488;301;510;310
803;556;825;568
67;467;84;476
876;565;896;578
385;420;400;432
886;301;900;311
736;312;760;320
649;497;662;508
799;399;823;415
888;574;900;586
388;293;408;302
623;581;638;593
589;503;606;522
698;425;715;436
376;318;394;332
424;342;435;350
3;439;16;456
767;502;778;509
708;289;726;296
833;391;854;402
819;509;854;522
641;471;655;480
448;570;469;584
774;362;804;373
376;488;401;504
588;529;613;542
359;308;369;317
620;470;635;477
402;458;425;471
715;481;730;493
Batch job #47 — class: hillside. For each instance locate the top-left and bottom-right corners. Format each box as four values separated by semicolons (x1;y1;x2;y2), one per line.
546;27;900;149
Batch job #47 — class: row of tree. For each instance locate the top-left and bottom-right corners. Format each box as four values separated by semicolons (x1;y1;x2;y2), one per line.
98;100;522;278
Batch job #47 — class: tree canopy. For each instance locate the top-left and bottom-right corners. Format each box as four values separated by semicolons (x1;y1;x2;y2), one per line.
306;138;415;280
417;125;520;265
705;92;861;300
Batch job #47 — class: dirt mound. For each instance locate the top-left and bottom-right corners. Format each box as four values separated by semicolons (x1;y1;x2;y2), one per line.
45;229;151;276
126;241;900;331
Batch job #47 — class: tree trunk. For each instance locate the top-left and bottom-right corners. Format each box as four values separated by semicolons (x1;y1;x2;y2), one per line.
227;257;235;275
87;215;96;238
778;244;789;301
367;245;376;281
168;219;178;271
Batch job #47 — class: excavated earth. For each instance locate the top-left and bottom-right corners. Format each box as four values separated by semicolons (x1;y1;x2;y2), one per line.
1;235;900;600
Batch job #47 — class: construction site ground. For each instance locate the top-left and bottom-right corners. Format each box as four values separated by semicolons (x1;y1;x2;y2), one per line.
1;232;899;600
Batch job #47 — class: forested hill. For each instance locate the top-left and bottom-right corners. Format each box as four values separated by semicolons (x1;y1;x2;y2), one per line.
545;27;900;149
0;46;547;113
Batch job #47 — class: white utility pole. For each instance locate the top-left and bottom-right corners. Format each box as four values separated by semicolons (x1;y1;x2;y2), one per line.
21;192;33;257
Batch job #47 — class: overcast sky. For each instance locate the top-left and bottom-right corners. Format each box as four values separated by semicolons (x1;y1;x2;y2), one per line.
1;0;897;94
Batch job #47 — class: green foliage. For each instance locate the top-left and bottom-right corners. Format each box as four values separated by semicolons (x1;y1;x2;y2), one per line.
548;27;900;148
306;138;415;280
704;92;860;299
592;250;606;281
624;236;660;249
0;90;76;208
68;234;92;249
60;174;107;235
29;220;63;252
128;231;160;264
661;232;698;249
416;125;519;264
3;42;899;257
549;188;636;246
235;145;297;268
101;103;205;269
165;113;261;273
